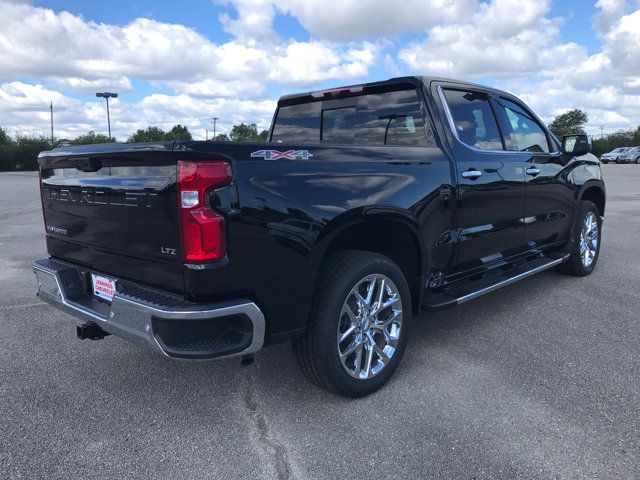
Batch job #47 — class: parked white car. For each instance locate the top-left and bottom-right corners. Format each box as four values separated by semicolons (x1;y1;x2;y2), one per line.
600;147;629;163
617;146;640;164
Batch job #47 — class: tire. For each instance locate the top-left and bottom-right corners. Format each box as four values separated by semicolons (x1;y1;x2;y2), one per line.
635;157;639;164
601;160;608;164
293;250;412;397
558;201;602;276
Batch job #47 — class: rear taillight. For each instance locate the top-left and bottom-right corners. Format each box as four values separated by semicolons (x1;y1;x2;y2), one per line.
177;160;233;263
38;168;47;234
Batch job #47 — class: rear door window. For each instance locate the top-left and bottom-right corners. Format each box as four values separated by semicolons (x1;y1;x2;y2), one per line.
442;89;503;151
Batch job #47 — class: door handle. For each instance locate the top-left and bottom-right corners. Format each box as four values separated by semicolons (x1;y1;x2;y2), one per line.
461;169;482;179
526;167;541;176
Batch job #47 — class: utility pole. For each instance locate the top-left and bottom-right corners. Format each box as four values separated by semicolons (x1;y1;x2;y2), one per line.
50;101;54;146
212;117;218;140
96;92;118;141
600;125;604;139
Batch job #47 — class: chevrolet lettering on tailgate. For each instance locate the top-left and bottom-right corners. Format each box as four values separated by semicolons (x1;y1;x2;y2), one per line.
43;187;158;208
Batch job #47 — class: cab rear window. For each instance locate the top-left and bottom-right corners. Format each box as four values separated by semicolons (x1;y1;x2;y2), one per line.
270;102;321;144
271;88;429;147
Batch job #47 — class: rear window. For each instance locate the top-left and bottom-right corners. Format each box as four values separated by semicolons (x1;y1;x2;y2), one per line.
322;107;356;144
270;102;321;143
271;88;428;146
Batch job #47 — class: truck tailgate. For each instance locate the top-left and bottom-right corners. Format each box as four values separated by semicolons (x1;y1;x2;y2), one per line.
38;143;184;293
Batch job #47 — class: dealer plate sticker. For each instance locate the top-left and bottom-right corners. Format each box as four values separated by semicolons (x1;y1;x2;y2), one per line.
91;274;116;302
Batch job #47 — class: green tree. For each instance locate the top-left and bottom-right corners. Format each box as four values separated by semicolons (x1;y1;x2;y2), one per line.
212;133;230;142
0;135;50;171
0;126;9;145
228;123;268;142
127;126;167;143
71;131;111;145
230;123;259;142
165;124;193;141
591;126;639;157
127;125;193;143
548;109;589;138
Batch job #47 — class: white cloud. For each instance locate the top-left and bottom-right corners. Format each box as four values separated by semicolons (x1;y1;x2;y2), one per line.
593;0;628;35
398;0;563;78
217;0;277;42
0;81;276;141
164;79;267;98
0;1;377;90
0;3;218;83
601;9;640;77
266;41;379;86
277;0;476;41
55;77;134;93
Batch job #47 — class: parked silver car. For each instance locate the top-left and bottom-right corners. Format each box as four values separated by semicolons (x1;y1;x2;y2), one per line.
617;146;640;164
600;147;629;163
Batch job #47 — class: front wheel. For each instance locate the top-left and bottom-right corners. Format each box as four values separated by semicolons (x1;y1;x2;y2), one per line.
558;201;602;276
293;251;412;397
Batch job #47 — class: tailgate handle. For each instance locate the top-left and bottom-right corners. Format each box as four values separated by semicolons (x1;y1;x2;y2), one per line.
74;157;102;172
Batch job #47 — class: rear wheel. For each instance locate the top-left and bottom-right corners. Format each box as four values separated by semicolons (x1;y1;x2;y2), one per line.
293;251;412;397
558;201;602;276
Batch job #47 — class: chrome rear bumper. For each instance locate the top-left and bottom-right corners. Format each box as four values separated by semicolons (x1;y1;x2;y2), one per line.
33;258;265;360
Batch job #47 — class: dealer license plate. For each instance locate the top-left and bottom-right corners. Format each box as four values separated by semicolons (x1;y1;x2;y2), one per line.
91;273;116;302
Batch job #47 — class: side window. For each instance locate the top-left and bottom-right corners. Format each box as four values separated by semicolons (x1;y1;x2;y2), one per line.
271;102;321;143
443;89;503;151
495;98;551;153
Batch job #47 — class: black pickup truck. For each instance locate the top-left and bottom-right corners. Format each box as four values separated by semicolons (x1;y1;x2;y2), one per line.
34;76;605;397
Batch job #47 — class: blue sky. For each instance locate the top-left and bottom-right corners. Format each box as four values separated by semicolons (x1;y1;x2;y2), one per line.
30;0;601;100
2;0;639;139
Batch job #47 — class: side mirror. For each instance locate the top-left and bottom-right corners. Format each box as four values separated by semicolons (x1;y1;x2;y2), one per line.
561;134;591;156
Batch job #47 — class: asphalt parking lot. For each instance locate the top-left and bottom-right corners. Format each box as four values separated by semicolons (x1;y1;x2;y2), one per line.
0;166;638;480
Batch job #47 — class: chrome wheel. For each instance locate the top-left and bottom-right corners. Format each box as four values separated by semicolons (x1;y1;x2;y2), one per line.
580;211;599;268
337;274;403;380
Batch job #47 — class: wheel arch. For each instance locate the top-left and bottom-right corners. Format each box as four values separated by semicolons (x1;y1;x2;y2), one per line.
579;183;606;217
314;213;424;315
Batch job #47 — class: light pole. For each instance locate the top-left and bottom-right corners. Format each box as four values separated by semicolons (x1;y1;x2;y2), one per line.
95;92;118;141
212;117;218;140
50;101;54;146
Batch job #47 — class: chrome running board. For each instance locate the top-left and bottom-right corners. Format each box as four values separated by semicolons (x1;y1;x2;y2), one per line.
423;254;570;310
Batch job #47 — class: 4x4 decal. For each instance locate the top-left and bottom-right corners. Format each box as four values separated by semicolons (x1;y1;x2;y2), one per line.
250;149;314;160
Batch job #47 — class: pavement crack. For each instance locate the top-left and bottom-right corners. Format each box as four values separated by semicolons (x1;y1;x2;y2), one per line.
242;369;294;480
0;301;46;310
